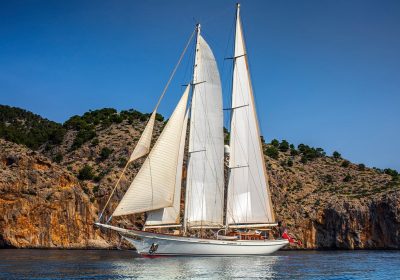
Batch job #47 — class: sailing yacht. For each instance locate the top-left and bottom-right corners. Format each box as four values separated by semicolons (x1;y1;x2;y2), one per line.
96;4;289;256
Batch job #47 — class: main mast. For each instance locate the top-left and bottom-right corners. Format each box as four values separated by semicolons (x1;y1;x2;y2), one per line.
184;21;225;232
183;23;201;234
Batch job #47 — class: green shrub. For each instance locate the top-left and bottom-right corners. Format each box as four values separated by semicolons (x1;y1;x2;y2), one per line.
384;168;399;178
92;185;99;193
298;144;324;161
91;138;99;146
71;129;96;150
120;109;146;121
93;175;103;182
373;167;384;174
290;148;299;156
343;174;352;182
53;153;63;163
341;160;350;168
358;163;366;171
325;174;334;183
140;114;148;122
270;139;279;148
333;151;341;159
279;140;289;152
155;113;164;122
100;147;113;161
110;114;124;124
287;159;293;167
265;146;279;159
316;148;326;156
118;157;128;168
78;165;95;181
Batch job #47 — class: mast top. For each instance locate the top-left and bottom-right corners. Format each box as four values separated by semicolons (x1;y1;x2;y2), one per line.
236;3;240;8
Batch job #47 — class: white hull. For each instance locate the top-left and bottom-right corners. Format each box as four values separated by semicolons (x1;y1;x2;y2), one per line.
97;223;288;256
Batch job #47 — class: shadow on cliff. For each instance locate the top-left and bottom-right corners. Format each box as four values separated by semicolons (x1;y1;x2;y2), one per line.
314;194;400;249
0;234;16;248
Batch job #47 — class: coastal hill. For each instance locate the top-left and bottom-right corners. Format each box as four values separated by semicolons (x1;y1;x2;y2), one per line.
1;105;399;249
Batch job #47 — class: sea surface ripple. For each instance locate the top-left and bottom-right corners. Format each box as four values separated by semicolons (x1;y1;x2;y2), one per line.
0;249;399;279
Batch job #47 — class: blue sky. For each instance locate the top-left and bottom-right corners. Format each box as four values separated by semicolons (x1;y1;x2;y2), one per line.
0;0;399;170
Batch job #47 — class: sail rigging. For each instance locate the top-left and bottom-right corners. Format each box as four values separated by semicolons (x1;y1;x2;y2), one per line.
96;4;290;257
110;4;275;229
226;4;276;227
127;27;196;163
113;85;190;216
144;110;189;227
97;29;196;222
184;26;225;229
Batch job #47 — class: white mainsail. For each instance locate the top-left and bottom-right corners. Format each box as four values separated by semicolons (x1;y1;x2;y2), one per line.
185;29;225;229
144;111;189;227
113;85;190;216
226;5;276;227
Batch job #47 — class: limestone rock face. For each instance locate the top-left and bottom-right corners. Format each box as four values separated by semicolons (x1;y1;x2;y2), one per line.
0;139;112;248
266;152;400;249
287;193;400;249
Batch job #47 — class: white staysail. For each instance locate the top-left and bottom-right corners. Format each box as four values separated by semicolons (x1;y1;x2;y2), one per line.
128;111;156;163
185;29;225;229
226;5;276;227
144;111;189;227
113;86;190;216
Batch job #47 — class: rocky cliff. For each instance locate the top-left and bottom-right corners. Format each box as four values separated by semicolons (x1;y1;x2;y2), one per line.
0;139;114;248
266;152;400;249
0;106;399;249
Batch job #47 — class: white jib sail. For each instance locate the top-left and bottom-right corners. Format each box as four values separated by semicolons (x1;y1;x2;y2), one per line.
113;86;190;216
144;110;189;227
185;32;225;228
226;6;275;226
128;111;156;163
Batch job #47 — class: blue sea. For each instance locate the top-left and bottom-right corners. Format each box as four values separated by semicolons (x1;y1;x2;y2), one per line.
0;249;399;279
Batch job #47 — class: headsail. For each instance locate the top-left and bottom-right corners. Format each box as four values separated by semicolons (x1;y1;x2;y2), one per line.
226;4;276;227
128;111;156;163
185;28;225;229
144;110;189;227
97;110;156;222
113;85;190;216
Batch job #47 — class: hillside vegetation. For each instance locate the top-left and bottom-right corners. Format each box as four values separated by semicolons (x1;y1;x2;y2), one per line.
0;105;65;150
